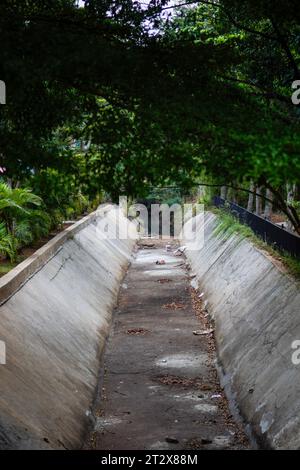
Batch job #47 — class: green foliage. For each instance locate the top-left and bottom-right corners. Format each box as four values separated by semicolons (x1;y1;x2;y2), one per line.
14;210;52;246
0;182;54;262
30;168;89;220
0;182;42;233
213;210;256;240
0;1;299;231
213;208;300;279
30;169;76;213
0;222;17;263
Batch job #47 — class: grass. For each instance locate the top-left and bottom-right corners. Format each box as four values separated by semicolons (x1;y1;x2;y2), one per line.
213;211;254;240
0;261;18;277
212;208;300;280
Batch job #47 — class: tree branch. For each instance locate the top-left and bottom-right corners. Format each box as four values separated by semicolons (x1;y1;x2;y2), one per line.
143;1;277;41
156;181;300;233
269;16;300;80
264;181;300;232
219;75;291;105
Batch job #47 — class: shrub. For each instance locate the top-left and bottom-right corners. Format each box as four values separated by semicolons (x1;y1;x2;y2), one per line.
0;222;17;262
0;182;42;234
0;182;51;258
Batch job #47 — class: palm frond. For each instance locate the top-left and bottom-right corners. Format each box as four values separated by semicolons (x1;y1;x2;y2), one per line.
0;222;17;262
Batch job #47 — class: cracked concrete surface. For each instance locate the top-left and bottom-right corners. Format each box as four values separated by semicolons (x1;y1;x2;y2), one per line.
86;240;249;450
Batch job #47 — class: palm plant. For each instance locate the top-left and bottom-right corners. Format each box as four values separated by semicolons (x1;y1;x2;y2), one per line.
0;222;17;263
15;210;52;246
0;182;46;261
0;182;42;236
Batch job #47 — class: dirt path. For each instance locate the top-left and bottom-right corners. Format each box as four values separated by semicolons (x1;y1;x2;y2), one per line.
86;240;249;450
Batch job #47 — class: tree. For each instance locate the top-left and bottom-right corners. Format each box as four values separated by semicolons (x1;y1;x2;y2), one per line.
159;1;300;231
0;1;299;231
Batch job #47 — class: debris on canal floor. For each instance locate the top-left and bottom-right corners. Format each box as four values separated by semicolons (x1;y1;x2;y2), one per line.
85;239;250;450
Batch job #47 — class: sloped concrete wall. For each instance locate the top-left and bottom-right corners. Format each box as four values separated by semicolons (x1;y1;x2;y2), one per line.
0;206;136;449
185;213;300;449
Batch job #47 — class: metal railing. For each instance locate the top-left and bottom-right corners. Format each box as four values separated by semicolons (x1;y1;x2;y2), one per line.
212;196;300;259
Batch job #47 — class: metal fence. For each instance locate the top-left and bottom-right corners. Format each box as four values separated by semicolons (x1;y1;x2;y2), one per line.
212;196;300;259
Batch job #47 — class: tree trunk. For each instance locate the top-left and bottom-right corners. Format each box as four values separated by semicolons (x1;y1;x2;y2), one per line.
255;186;263;216
231;187;238;204
247;181;255;212
287;183;296;205
220;186;227;200
265;182;300;235
264;188;273;219
197;185;206;199
286;183;297;231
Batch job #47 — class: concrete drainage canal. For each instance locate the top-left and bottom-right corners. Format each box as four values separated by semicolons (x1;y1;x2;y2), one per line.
0;208;299;450
85;239;250;450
